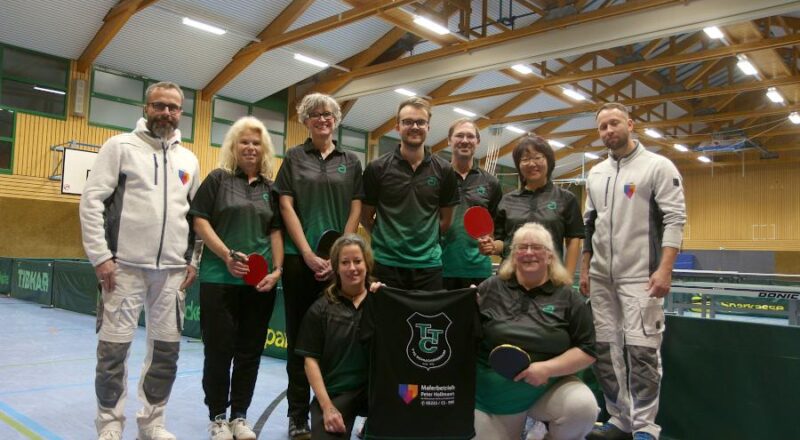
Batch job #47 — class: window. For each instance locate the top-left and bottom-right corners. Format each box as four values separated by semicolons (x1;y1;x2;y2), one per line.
211;97;287;156
0;107;14;173
88;68;195;142
338;126;367;168
378;136;398;158
0;45;69;118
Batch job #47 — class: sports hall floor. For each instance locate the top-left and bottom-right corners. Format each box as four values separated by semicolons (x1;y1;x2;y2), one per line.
0;295;366;440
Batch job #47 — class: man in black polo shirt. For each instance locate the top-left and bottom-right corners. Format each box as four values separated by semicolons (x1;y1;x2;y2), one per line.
441;119;502;290
361;97;459;291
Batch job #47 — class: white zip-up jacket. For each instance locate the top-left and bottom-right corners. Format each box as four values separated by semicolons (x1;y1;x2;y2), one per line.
583;142;686;283
80;118;200;269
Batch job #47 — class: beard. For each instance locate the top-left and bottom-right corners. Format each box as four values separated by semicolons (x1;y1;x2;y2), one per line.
401;131;426;149
603;131;628;151
147;115;179;139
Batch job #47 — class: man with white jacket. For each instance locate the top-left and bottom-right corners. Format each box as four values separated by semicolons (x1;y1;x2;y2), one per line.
580;103;686;440
80;81;200;440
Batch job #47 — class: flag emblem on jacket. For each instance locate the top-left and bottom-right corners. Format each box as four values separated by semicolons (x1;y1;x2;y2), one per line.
624;183;635;199
178;170;190;185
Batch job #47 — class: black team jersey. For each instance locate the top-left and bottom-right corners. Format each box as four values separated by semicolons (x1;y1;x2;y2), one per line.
360;286;480;440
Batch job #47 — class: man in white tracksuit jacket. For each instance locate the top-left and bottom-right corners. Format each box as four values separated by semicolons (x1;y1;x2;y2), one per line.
580;103;686;440
80;82;200;440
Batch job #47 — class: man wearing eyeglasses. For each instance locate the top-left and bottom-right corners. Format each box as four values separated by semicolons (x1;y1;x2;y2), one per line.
80;81;201;440
361;97;459;291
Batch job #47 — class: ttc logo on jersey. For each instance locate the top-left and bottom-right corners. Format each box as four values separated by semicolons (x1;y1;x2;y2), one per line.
406;312;453;370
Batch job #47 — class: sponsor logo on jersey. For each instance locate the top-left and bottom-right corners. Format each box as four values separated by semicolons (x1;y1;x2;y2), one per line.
406;312;452;370
542;304;556;314
337;164;347;174
398;384;419;404
427;176;439;187
476;185;487;195
546;201;557;210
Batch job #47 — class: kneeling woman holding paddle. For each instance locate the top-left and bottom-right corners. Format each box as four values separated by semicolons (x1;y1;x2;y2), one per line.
475;222;598;440
191;116;283;440
295;234;373;440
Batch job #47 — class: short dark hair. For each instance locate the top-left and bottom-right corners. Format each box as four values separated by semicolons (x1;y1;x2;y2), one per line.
595;102;629;119
512;136;556;184
396;96;431;121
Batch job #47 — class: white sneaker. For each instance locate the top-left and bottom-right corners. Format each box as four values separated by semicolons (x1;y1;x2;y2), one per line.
98;431;122;440
229;418;256;440
138;425;177;440
209;419;234;440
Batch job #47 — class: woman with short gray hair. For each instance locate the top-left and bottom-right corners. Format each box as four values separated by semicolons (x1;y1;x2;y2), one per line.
274;92;364;439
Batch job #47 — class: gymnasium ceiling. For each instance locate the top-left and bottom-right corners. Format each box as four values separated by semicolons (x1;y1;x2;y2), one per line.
1;0;799;178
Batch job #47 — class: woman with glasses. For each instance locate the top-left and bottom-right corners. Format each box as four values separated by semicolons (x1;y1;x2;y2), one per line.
190;116;283;440
295;234;373;440
274;93;364;440
474;222;598;440
492;136;584;277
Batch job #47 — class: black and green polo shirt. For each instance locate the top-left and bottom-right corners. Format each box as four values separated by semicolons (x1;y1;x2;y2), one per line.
189;168;281;284
363;145;459;269
441;166;502;279
295;293;368;395
274;138;364;255
475;276;596;414
494;181;584;260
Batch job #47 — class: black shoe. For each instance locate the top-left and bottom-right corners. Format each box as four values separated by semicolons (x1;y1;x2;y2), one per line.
586;423;632;440
288;417;311;440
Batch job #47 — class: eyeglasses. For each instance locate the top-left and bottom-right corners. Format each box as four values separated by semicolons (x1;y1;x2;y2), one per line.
514;243;548;253
520;155;546;165
308;111;334;120
148;102;182;114
400;119;429;128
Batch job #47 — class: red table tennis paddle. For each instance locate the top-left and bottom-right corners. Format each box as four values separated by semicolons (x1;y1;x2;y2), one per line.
242;254;269;286
464;206;494;239
489;344;531;380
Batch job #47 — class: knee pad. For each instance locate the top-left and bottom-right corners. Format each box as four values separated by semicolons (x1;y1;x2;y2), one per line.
592;342;620;403
96;341;131;408
627;345;660;406
142;340;180;405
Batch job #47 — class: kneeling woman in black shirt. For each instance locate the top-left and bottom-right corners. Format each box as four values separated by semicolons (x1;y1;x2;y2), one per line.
296;234;373;439
475;222;598;440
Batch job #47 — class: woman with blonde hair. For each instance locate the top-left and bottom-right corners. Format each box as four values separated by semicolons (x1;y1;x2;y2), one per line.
274;93;364;439
295;234;373;439
191;116;283;440
475;222;598;440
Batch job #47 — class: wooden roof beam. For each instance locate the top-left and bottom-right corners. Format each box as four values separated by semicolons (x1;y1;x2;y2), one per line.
77;0;157;72
202;0;415;98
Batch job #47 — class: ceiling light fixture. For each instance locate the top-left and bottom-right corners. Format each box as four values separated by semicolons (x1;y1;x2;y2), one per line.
673;143;689;152
506;125;526;134
511;64;533;74
562;88;587;101
703;26;724;39
698;156;711;163
182;17;226;35
644;128;662;138
33;86;66;95
394;88;416;97
584;152;600;160
453;107;476;117
413;15;450;35
294;53;328;68
548;140;565;149
736;55;758;76
789;112;800;124
766;87;784;103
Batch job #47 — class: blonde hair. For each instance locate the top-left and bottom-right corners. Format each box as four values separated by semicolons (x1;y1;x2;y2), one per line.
497;222;572;286
297;93;341;129
218;116;275;179
324;234;375;303
396;96;432;121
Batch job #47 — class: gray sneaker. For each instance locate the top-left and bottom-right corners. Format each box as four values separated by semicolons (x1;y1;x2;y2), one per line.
229;417;256;440
98;431;122;440
209;418;234;440
288;417;311;440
